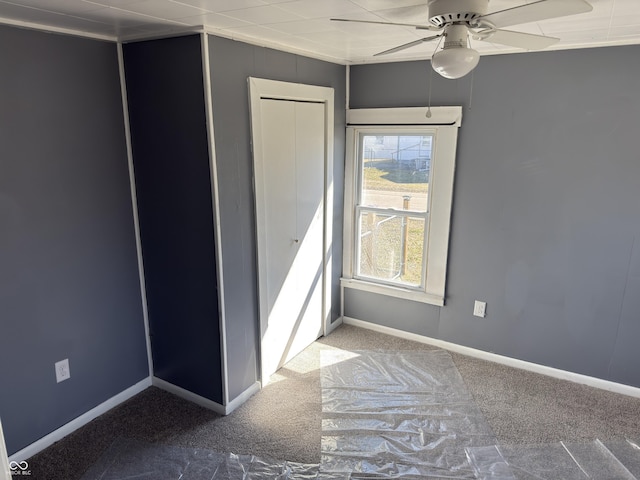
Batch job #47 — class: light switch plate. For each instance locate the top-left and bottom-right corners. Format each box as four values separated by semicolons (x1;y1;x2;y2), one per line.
55;359;70;383
473;301;486;318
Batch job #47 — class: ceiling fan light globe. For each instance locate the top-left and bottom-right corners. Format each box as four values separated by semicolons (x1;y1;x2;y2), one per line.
431;46;480;79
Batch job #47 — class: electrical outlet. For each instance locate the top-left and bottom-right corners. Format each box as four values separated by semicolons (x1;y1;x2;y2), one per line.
473;301;487;318
55;359;70;383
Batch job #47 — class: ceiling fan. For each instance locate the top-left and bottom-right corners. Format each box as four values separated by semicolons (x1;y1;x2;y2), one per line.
331;0;593;79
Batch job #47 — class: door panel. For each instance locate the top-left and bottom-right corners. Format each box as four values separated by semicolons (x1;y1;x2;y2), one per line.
293;102;325;362
260;100;298;312
258;99;326;378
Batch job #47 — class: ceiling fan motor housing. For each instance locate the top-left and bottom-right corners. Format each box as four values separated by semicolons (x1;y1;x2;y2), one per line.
442;24;472;48
427;0;489;27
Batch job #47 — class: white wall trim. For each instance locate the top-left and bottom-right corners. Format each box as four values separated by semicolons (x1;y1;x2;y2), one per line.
347;106;462;126
0;419;10;480
342;317;640;399
345;65;350;110
225;382;261;415
201;26;347;66
119;27;205;44
8;378;151;462
200;32;230;408
117;42;154;378
341;278;445;306
325;317;344;336
152;377;225;415
0;16;116;42
341;127;356;283
124;24;347;65
2;19;640;69
152;377;259;415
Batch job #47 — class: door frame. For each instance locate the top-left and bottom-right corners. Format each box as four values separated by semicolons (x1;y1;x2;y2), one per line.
248;77;334;385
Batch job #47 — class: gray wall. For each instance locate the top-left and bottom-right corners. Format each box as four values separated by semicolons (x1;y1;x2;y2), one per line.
0;26;148;455
208;36;346;400
124;35;223;403
347;45;640;388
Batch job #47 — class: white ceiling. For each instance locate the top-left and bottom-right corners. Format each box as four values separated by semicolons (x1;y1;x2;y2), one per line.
0;0;639;64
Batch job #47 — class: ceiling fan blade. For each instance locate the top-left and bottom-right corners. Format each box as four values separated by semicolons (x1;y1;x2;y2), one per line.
478;29;560;49
330;18;438;30
374;35;442;56
476;0;593;29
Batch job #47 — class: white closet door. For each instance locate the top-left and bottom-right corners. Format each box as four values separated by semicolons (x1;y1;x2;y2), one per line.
258;99;325;379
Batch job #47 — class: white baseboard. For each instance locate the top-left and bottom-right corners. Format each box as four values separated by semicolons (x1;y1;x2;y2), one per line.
152;377;226;415
152;377;260;416
325;317;343;336
225;382;261;415
342;317;640;399
9;377;152;462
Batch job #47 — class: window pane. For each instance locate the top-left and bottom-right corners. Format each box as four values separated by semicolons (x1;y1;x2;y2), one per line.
361;135;432;212
358;212;425;287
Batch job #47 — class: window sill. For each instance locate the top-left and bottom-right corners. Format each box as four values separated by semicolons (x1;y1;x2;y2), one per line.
340;277;444;306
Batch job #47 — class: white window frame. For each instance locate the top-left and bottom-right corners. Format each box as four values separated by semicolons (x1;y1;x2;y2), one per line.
341;107;462;306
355;127;433;290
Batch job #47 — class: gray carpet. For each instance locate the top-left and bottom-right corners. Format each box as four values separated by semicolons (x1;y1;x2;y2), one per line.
26;324;640;480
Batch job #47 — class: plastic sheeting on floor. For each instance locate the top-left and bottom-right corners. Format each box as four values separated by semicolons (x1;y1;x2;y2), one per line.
80;438;349;480
320;350;497;478
466;439;640;480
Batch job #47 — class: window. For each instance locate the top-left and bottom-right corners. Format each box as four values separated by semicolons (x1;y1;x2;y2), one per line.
357;133;431;287
342;107;461;306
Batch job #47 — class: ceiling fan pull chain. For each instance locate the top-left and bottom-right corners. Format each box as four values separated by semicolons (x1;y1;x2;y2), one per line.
426;62;434;118
468;34;474;112
468;68;474;112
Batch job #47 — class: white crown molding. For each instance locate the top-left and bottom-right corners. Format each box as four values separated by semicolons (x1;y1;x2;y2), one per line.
0;16;115;41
